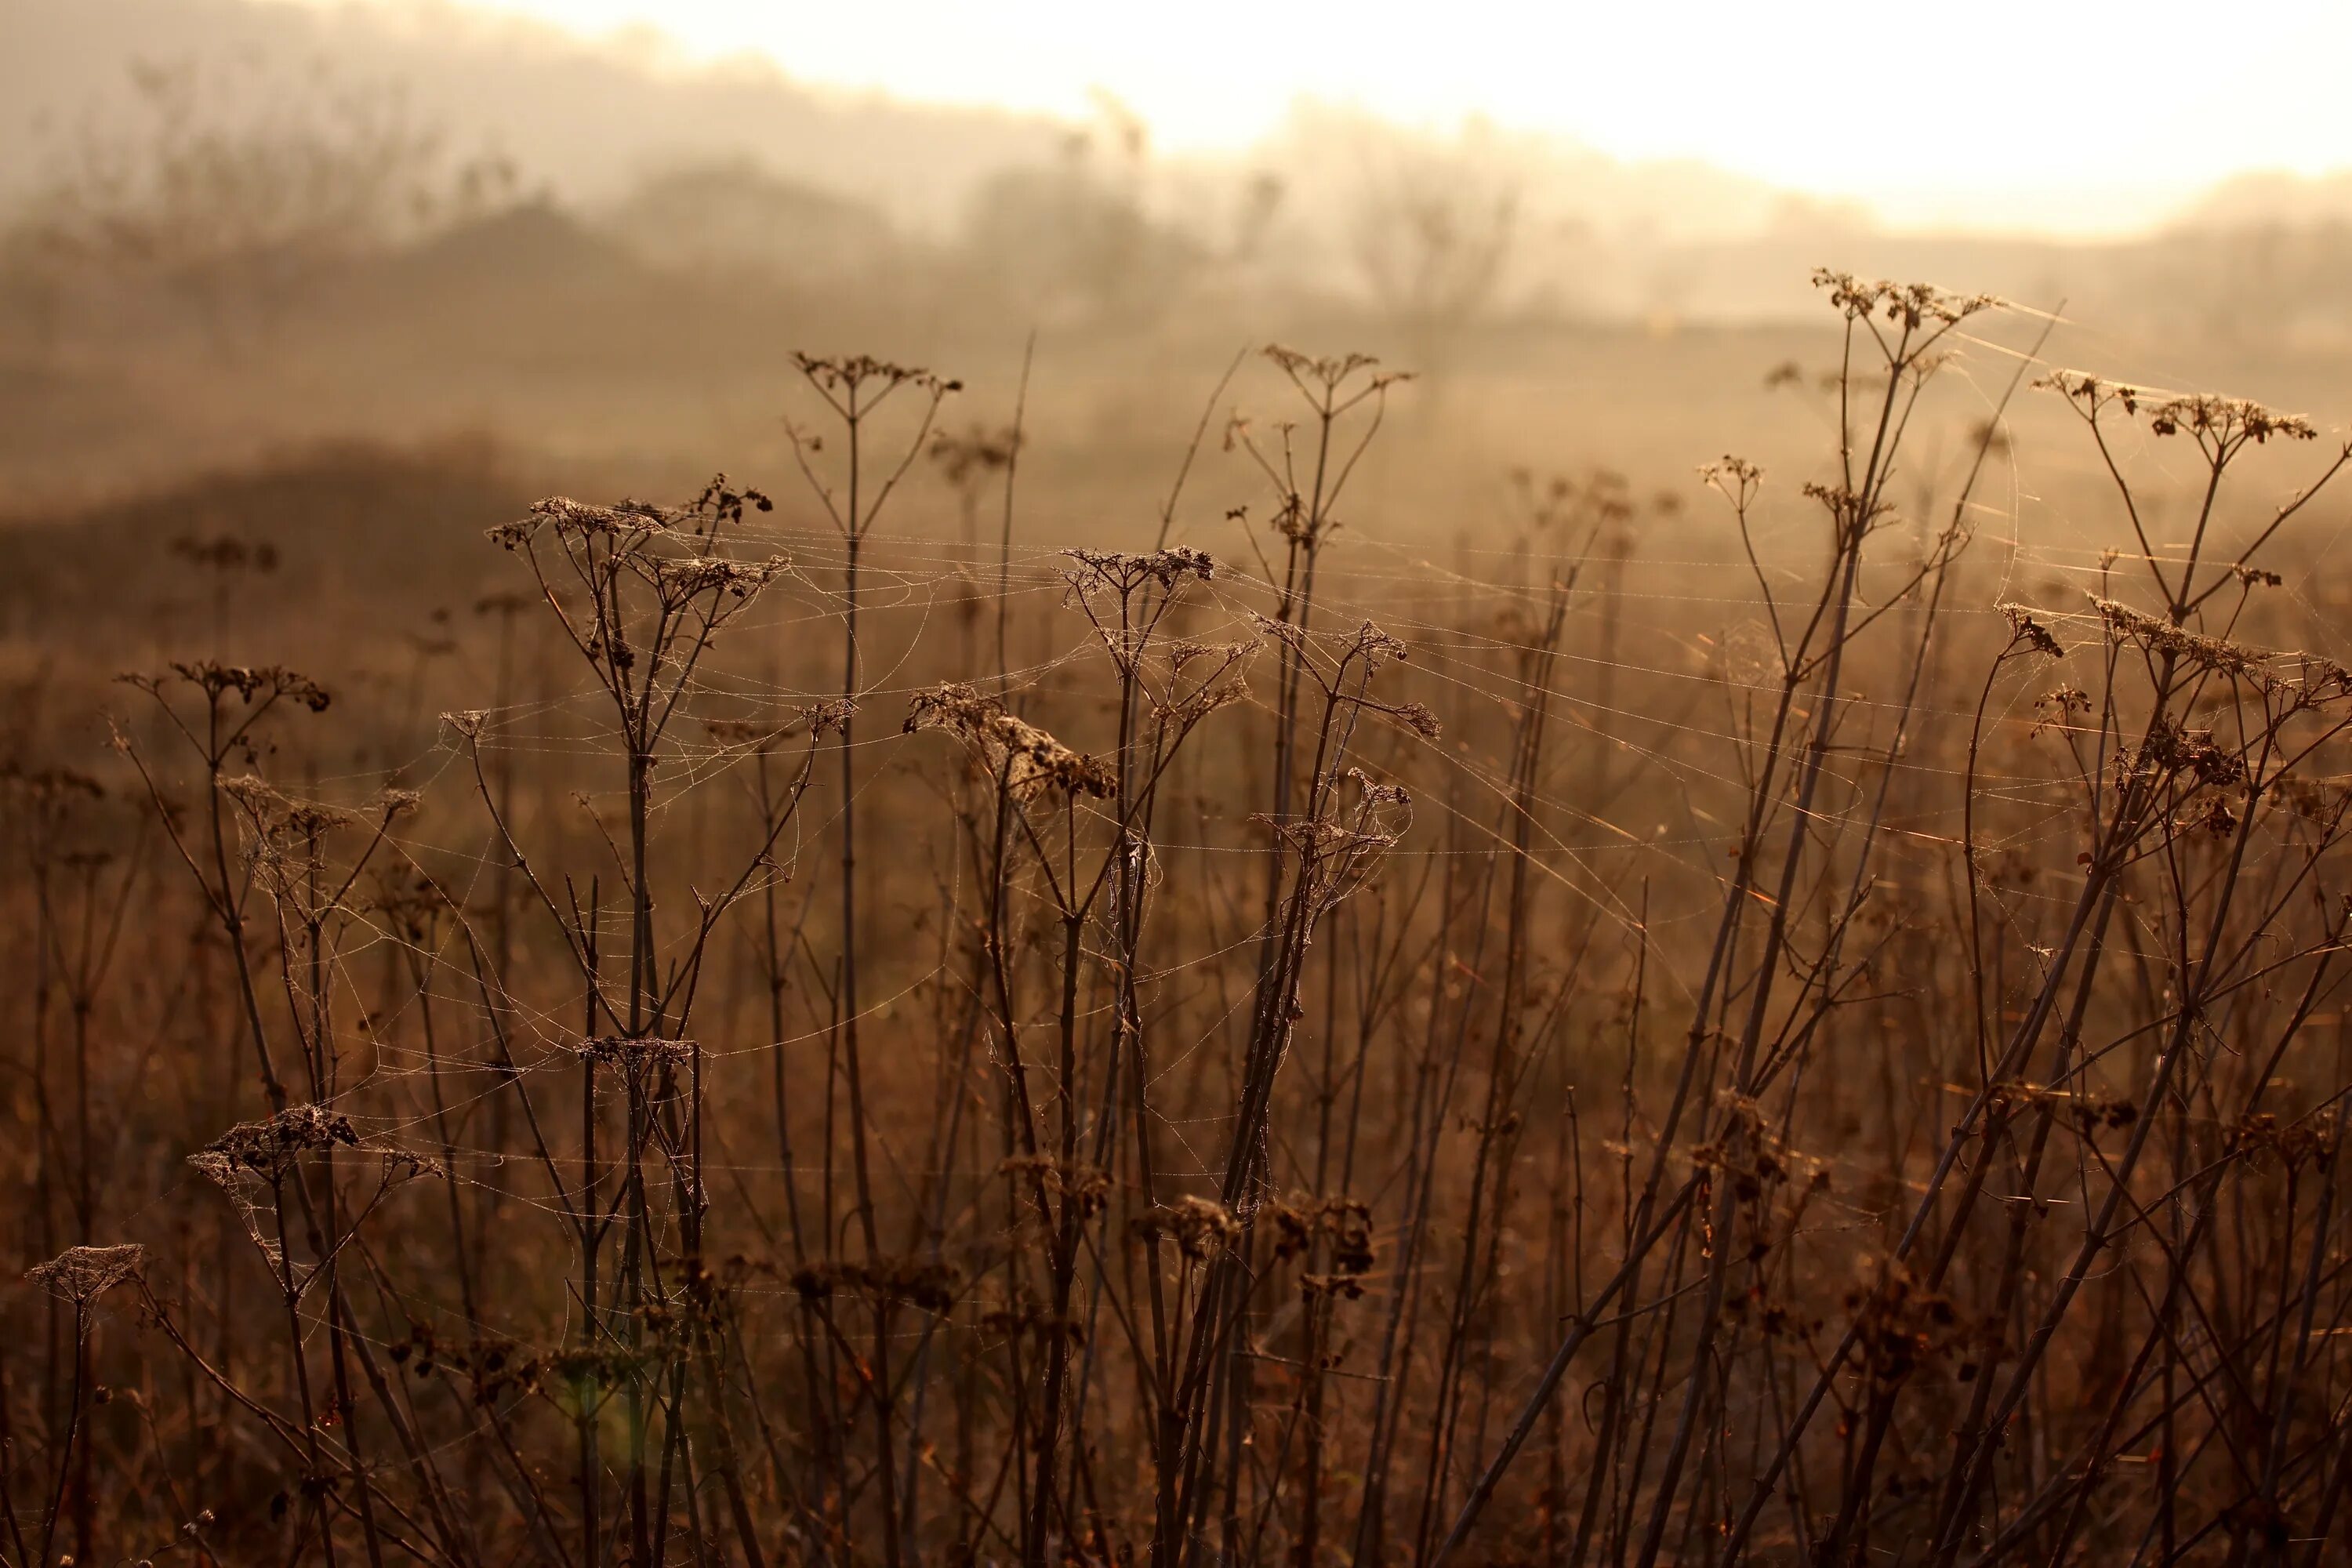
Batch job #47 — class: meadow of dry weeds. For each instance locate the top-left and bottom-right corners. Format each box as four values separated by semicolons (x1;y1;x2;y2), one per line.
7;271;2352;1568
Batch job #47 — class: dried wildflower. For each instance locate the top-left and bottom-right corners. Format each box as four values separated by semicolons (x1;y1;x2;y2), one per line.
653;555;789;601
2236;1111;2331;1171
1998;604;2066;660
1150;641;1255;728
2041;371;2317;447
1257;769;1412;919
1133;1196;1243;1261
903;684;1112;800
491;497;662;550
1000;1155;1112;1217
1060;546;1217;595
688;475;774;528
120;661;331;713
494;487;787;597
27;1243;147;1308
2092;597;2269;681
2031;685;2092;738
196;1104;362;1179
2183;794;2241;839
1385;701;1443;742
1262;344;1410;396
1701;456;1762;492
218;775;354;860
1802;481;1891;535
1265;1196;1377;1299
2122;719;2246;791
575;1036;697;1073
789;353;959;399
1813;271;1996;330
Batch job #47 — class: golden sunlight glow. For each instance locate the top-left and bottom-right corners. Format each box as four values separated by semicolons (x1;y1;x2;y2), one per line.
299;0;2352;233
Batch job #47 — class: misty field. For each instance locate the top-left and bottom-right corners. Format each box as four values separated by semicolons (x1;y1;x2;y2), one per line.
5;257;2352;1568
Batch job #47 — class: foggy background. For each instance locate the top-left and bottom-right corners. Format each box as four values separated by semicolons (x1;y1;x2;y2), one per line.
7;0;2352;583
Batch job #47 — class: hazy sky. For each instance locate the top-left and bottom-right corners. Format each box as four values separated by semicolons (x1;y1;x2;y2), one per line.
303;0;2352;232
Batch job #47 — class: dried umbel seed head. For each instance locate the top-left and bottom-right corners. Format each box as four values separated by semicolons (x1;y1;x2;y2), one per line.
219;775;358;845
1348;621;1410;670
789;352;960;398
215;771;278;808
2041;371;2319;446
1998;604;2067;660
2234;1110;2331;1170
1132;1196;1243;1261
120;662;331;713
688;474;774;528
2148;394;2314;445
1261;344;1412;396
1060;546;1217;597
1000;1155;1112;1216
1802;481;1891;534
1166;640;1228;677
1267;1195;1378;1299
1812;271;1997;330
2122;719;2246;791
198;1104;363;1179
2031;685;2093;738
652;554;791;601
1701;456;1762;489
1152;642;1254;728
802;697;856;739
575;1036;697;1072
1384;701;1443;742
903;684;1113;800
27;1243;147;1308
1346;770;1411;813
493;496;670;550
2092;597;2270;682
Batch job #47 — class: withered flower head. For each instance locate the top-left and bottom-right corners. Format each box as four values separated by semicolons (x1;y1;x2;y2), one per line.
904;684;1112;800
27;1243;147;1308
1813;271;1997;330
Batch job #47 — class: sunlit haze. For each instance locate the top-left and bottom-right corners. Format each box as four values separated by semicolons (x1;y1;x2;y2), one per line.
298;0;2352;233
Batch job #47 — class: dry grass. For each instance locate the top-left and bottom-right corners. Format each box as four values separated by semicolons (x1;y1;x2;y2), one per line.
5;270;2352;1568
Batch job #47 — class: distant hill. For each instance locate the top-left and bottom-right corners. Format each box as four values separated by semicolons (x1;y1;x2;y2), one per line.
15;0;2352;369
2;0;1069;228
